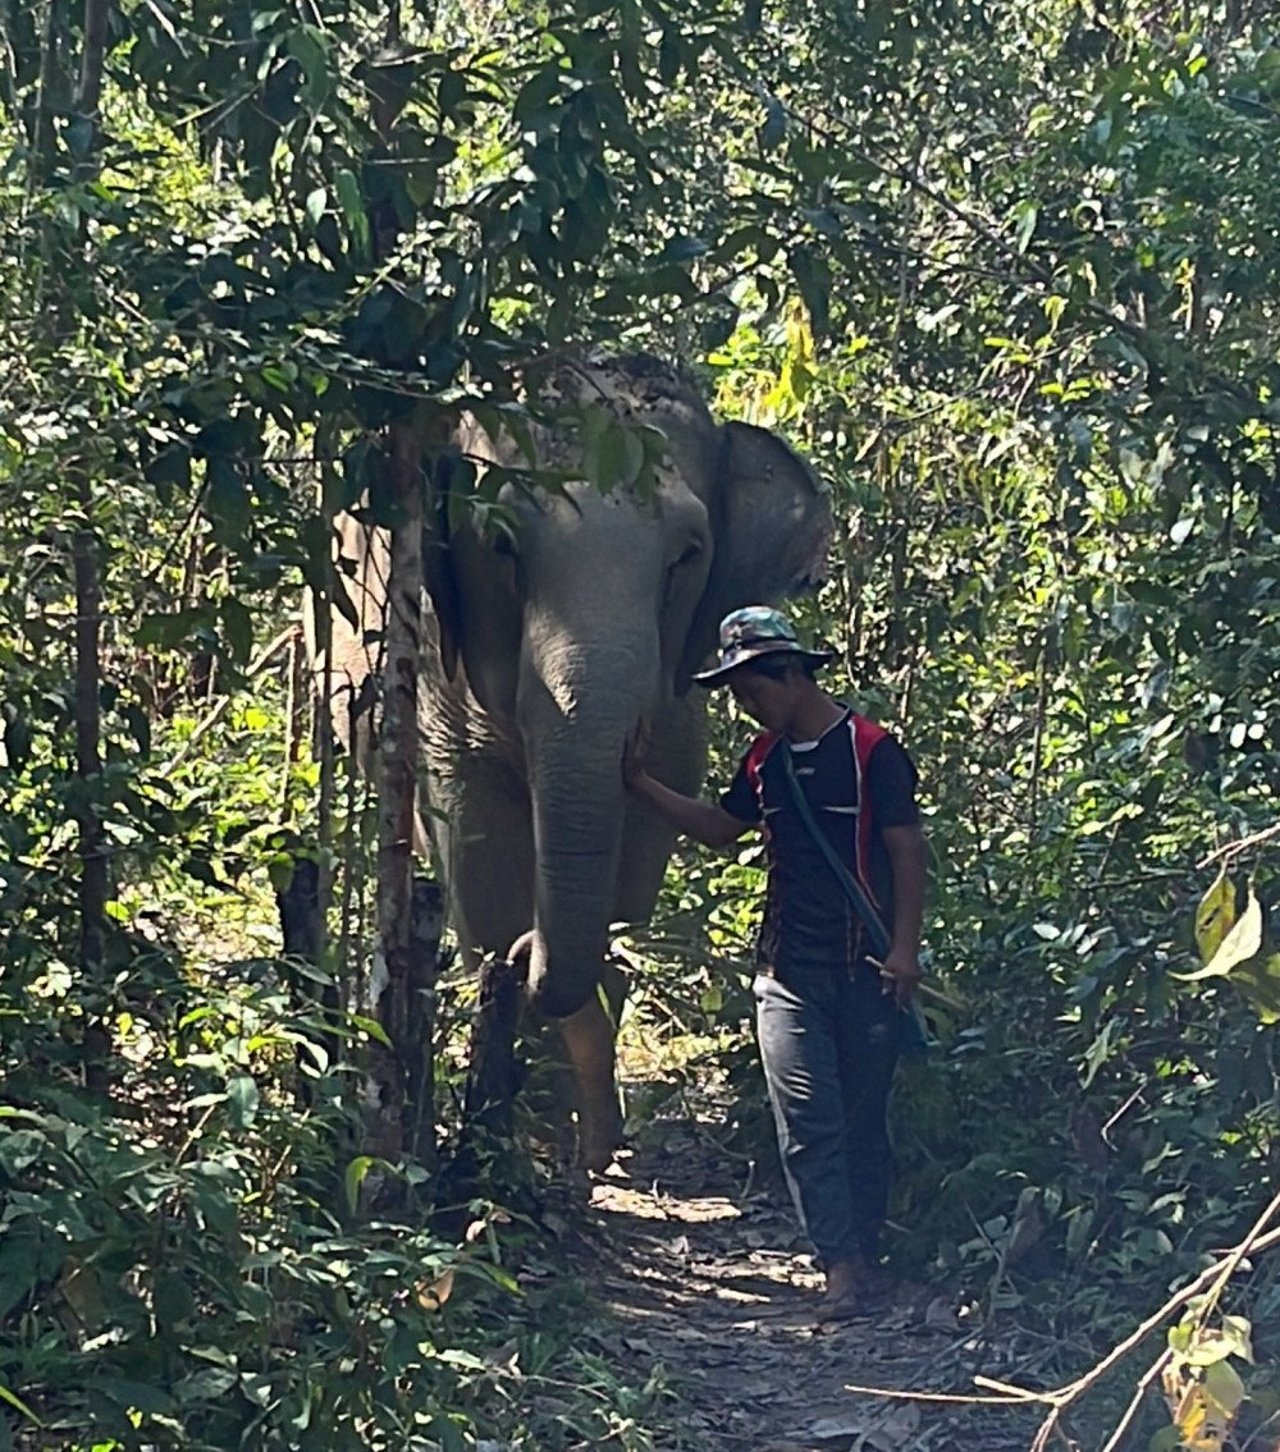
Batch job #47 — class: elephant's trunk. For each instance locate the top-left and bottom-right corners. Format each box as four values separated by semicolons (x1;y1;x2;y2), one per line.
518;632;656;1020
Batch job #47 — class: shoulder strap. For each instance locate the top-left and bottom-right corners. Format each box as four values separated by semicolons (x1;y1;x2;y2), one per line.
849;714;889;905
745;730;780;814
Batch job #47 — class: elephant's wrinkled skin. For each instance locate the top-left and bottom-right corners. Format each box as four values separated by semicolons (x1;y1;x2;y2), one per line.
320;355;832;1169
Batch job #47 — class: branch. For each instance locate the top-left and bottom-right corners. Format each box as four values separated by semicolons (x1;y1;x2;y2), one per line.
1098;1349;1172;1452
830;1211;1280;1447
1198;821;1280;870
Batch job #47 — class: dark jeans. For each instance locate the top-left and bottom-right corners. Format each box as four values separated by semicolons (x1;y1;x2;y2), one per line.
754;961;902;1267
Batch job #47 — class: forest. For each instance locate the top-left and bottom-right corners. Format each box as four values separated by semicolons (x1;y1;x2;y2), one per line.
3;0;1280;1447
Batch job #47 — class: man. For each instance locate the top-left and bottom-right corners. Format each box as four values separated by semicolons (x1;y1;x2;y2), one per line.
625;606;926;1323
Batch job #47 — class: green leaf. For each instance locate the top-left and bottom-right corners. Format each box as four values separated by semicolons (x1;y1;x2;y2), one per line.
96;1378;174;1415
348;1014;393;1048
657;28;681;84
221;597;253;664
1147;1428;1182;1452
267;852;296;895
1202;1355;1246;1415
593;421;644;489
437;69;466;116
344;1154;396;1214
1232;955;1280;1023
514;64;561;123
759;94;786;150
334;167;367;252
227;1075;260;1129
305;187;327;227
175;1367;238;1404
0;1385;40;1427
207;456;250;543
1013;201;1038;254
153;1272;195;1331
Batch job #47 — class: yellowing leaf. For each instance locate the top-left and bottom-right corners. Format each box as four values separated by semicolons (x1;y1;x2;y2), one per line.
1195;869;1237;964
416;1266;455;1311
1178;893;1262;982
1230;955;1280;1025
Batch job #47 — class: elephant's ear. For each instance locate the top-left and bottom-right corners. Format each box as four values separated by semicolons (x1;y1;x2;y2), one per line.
423;455;461;682
678;421;833;691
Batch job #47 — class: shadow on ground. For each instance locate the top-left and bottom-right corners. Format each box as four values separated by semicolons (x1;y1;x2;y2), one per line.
568;1116;1045;1452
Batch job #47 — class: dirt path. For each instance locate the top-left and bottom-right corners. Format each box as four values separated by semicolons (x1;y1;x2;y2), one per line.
571;1123;1043;1452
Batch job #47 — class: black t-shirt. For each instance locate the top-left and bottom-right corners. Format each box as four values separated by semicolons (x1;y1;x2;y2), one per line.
720;709;920;970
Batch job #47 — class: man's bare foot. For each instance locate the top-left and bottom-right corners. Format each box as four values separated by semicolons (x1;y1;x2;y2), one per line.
815;1253;896;1325
816;1257;863;1325
853;1251;897;1305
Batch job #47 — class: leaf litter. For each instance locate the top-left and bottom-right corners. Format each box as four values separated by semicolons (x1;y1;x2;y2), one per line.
569;1124;1043;1452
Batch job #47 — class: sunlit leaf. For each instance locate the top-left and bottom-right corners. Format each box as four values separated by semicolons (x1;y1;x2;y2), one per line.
1178;894;1263;982
1195;870;1237;964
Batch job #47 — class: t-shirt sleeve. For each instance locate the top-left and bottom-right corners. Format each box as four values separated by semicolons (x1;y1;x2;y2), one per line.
867;736;921;828
720;754;762;823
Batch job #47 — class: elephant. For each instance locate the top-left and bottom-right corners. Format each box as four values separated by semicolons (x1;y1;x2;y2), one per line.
318;353;832;1170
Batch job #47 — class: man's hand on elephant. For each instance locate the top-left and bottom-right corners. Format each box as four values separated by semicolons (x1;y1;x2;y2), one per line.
873;947;923;1007
623;723;652;793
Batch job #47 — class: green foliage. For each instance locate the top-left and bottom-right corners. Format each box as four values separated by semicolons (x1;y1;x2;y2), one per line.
0;916;680;1449
10;0;1280;1445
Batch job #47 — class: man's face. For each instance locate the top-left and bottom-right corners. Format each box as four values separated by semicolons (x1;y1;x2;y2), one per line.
726;663;795;732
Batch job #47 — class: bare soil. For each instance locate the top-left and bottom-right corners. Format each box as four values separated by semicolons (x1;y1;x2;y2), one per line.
569;1123;1045;1452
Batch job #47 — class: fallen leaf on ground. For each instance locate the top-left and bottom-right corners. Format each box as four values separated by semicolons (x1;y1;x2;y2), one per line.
924;1295;959;1330
808;1401;921;1448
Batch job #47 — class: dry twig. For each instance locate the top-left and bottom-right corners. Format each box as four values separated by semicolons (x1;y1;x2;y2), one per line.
833;1209;1280;1451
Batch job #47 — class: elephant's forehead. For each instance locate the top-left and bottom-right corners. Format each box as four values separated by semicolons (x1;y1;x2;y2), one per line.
515;475;708;537
531;354;710;419
486;448;710;527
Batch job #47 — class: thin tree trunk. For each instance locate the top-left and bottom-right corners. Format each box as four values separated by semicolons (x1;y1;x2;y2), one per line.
403;875;444;1163
75;0;109;118
312;443;338;971
69;0;112;1094
30;0;60;180
281;625;304;818
365;416;427;1166
73;508;109;1094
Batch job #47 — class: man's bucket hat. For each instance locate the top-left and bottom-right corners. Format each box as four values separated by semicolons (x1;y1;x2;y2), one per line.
692;606;834;688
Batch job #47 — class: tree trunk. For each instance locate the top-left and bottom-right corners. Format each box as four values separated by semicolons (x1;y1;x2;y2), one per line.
312;438;338;971
66;0;113;1093
73;516;109;1094
281;624;305;818
365;416;428;1165
403;875;444;1163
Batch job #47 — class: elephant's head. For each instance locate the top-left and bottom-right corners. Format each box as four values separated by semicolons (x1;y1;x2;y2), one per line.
435;356;832;1020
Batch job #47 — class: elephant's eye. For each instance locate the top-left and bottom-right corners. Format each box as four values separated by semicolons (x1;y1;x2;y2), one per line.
673;540;702;568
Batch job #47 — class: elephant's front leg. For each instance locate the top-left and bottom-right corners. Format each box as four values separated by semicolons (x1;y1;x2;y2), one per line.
557;955;628;1173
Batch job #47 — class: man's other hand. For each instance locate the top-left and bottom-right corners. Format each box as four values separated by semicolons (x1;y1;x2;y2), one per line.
874;947;923;1006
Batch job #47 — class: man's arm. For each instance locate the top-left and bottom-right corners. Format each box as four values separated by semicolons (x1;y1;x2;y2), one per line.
878;822;927;1004
627;769;752;850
